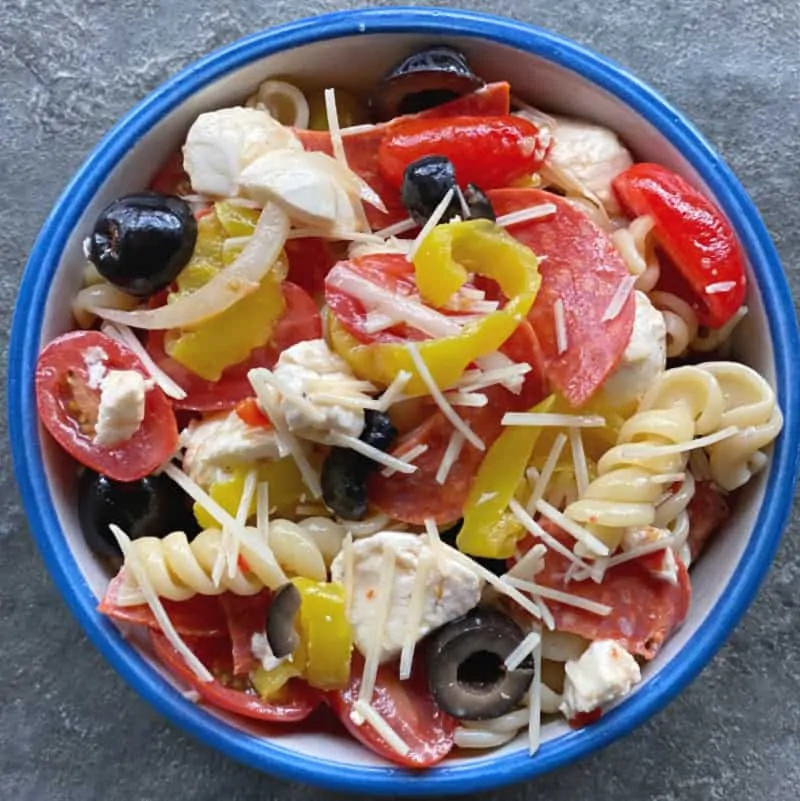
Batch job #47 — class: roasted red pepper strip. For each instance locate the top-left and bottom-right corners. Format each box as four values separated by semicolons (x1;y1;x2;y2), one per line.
378;115;550;191
488;188;635;407
613;163;746;327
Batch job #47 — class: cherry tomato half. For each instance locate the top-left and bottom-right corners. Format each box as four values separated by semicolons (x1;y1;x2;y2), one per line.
325;655;455;768
613;163;747;327
35;330;178;481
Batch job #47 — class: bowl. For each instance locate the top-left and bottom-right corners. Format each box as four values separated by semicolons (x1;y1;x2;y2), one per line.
8;6;800;795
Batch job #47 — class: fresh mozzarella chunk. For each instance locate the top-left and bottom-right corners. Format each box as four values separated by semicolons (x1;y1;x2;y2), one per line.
267;339;374;441
549;117;634;214
603;291;667;408
94;369;150;447
239;149;359;230
330;531;483;663
559;639;641;719
180;410;281;486
182;107;302;197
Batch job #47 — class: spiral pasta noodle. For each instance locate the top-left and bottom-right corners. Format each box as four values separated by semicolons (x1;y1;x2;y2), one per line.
612;214;660;292
564;366;725;551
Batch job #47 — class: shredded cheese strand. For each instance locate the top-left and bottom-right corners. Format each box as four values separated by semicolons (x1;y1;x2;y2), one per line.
615;426;739;460
528;631;543;755
553;299;568;355
436;431;466;485
495;203;558;228
377;370;412;411
330;433;418;474
526;433;568;513
109;524;213;683
399;551;432;680
380;443;428;478
406;342;484;450
535;499;610;557
504;630;542;670
407;188;455;262
601;275;637;322
569;428;590;498
352;701;411;757
506;576;613;616
502;413;606;428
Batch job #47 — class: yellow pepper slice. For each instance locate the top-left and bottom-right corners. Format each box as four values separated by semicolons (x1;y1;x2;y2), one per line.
457;396;555;558
250;642;306;700
174;212;225;294
329;220;541;395
306;88;368;131
215;201;260;238
194;459;307;530
292;578;353;690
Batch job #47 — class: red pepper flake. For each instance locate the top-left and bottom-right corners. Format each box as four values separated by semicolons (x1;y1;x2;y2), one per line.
235;397;272;429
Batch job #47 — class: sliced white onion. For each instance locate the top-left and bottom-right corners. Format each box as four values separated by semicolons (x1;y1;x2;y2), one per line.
86;202;290;330
72;282;139;329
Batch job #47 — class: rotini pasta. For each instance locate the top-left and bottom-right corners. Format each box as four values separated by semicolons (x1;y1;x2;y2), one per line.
612;214;660;292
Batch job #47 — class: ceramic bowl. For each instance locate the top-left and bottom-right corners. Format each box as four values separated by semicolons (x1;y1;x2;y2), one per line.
8;7;800;795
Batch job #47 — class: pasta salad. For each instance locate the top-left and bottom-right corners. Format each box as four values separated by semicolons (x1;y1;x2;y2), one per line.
34;46;783;767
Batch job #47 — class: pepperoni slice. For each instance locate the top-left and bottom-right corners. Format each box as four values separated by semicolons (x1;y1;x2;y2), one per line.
297;82;511;230
218;590;272;676
525;522;691;659
284;237;343;298
686;481;731;561
369;385;537;525
488;188;635;407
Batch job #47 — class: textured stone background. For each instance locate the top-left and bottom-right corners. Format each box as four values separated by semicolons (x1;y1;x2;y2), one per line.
1;1;798;799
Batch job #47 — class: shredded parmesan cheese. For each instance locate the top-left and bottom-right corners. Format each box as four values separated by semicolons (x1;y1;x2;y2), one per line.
569;428;589;498
705;281;738;294
435;430;466;485
616;426;739;461
406;342;484;450
553;299;568;355
342;532;354;617
505;576;613;616
352;700;411;757
399;551;432;680
407;188;455;262
535;498;610;557
109;524;214;683
502;413;605;428
324;87;347;167
256;482;269;541
504;630;542;670
355;546;396;716
528;633;543;754
444;391;489;408
330;433;418;474
380;443;428;478
248;369;322;497
101;321;187;400
496;203;558;228
377;370;412;411
455;363;531;394
374;218;417;238
601;275;637;322
526;433;568;513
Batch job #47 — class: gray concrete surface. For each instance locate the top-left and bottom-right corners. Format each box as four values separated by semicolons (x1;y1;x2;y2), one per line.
1;1;798;799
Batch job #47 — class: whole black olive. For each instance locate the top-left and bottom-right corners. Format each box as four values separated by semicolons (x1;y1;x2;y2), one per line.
78;469;200;558
426;607;534;720
463;184;496;222
401;156;462;226
89;192;197;298
321;448;370;521
373;46;485;120
360;409;398;453
440;520;507;576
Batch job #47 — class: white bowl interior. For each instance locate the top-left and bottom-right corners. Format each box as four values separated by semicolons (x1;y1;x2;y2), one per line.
39;33;774;768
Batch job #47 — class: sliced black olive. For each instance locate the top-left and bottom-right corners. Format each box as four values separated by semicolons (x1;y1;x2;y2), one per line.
373;46;484;120
89;192;197;298
401;156;461;226
78;469;200;558
440;520;508;576
321;448;369;521
360;409;398;453
463;184;496;222
266;583;302;658
426;607;534;720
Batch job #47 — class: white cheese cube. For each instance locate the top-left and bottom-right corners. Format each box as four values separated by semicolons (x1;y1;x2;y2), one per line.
330;530;483;663
560;639;641;719
94;369;150;448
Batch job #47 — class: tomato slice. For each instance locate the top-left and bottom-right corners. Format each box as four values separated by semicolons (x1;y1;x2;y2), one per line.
145;282;321;411
369;385;538;525
149;151;192;196
488;188;636;407
613;163;746;328
35;330;178;481
325;655;455;768
297;82;511;230
218;590;272;676
686;481;731;561
151;630;320;722
522;522;691;659
99;572;229;637
378;115;550;192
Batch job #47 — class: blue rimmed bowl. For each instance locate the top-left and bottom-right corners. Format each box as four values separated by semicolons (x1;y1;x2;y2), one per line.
8;6;800;795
